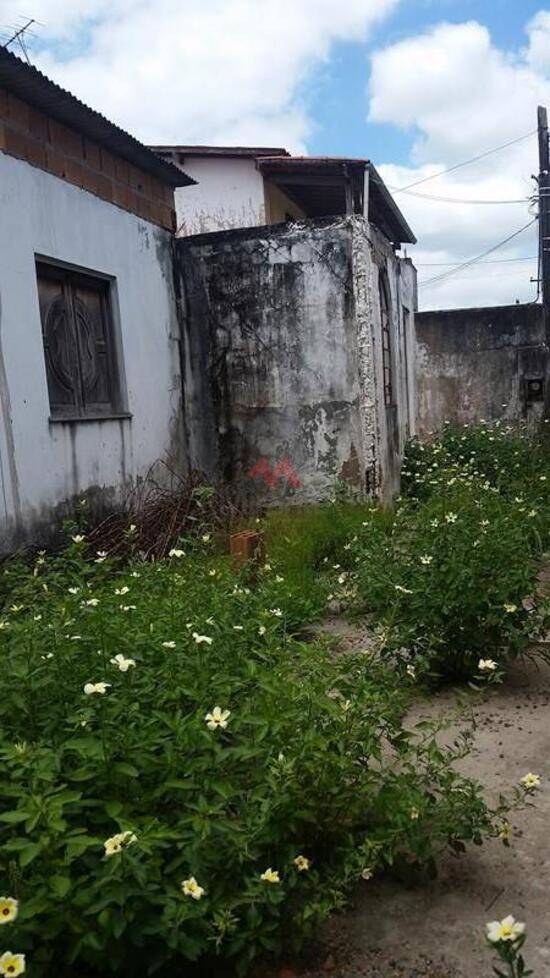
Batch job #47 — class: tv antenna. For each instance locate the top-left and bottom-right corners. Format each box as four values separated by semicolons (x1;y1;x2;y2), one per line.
1;17;39;63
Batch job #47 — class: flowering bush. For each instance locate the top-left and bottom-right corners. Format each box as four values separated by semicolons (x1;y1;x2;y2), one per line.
0;532;515;976
339;424;550;681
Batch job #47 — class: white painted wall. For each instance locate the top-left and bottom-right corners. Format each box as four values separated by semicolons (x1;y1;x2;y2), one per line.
174;157;265;235
0;151;183;552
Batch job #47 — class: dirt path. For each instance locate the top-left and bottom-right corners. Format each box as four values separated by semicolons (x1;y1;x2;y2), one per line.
278;621;550;978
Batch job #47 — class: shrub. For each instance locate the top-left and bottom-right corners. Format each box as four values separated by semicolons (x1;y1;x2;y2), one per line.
0;537;510;976
341;424;550;681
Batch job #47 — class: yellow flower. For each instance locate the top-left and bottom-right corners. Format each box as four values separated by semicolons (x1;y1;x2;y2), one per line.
84;682;110;695
103;831;137;857
0;898;18;924
181;876;205;900
478;658;497;672
110;654;136;672
0;952;25;976
520;772;541;790
260;868;280;883
409;806;420;820
192;632;213;645
486;915;525;944
499;821;511;843
503;603;517;613
293;855;310;872
205;706;230;730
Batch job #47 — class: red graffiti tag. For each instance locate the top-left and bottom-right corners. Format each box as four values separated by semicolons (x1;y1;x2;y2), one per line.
248;457;301;489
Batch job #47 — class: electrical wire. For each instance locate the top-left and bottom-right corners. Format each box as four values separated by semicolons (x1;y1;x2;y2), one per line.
389;130;536;194
416;255;537;267
392;188;532;205
418;218;538;288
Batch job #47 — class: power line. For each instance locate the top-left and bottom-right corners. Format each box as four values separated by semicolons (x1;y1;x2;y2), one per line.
393;187;532;205
416;255;537;267
418;218;538;288
390;130;536;194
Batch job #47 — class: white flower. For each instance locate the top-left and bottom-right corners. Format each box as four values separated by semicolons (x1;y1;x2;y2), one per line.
293;855;310;871
205;706;230;730
103;830;137;857
0;897;18;925
503;603;517;613
361;868;373;880
478;658;497;673
128;524;137;533
269;608;283;617
192;632;213;645
110;653;136;672
83;682;111;695
169;549;185;558
275;575;284;583
114;586;130;596
394;585;412;594
201;533;211;543
409;806;420;820
445;512;458;523
486;915;525;944
68;587;80;595
258;625;267;636
520;772;541;790
71;534;85;544
406;664;416;679
181;876;205;900
419;555;432;565
162;641;176;649
84;598;100;607
233;625;244;631
260;868;280;883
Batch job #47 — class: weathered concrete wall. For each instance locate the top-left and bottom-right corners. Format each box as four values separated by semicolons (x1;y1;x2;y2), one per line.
178;215;416;504
174;157;265;235
0;151;184;553
415;304;548;435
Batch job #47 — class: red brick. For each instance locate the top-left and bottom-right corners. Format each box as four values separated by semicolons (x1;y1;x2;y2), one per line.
99;147;117;177
28;107;48;141
7;94;29;129
49;119;83;159
94;171;114;201
64;157;86;187
114;156;129;184
45;146;67;179
0;88;8;120
83;138;101;169
112;180;129;209
25;135;47;169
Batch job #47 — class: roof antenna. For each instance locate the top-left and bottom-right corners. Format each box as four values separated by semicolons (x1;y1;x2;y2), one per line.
2;18;38;63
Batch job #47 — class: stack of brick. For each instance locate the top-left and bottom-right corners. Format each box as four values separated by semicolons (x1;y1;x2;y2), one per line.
0;87;176;231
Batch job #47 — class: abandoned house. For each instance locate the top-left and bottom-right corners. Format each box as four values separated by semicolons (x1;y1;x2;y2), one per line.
0;47;417;553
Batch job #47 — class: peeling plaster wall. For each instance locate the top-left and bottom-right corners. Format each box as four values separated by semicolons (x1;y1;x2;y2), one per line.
0;151;184;553
179;216;416;503
415;304;548;436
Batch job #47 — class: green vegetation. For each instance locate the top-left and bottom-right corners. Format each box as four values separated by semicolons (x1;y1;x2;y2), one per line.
333;422;550;681
0;479;519;977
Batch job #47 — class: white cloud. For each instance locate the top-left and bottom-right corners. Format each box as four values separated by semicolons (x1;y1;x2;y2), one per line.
369;13;550;309
3;0;398;149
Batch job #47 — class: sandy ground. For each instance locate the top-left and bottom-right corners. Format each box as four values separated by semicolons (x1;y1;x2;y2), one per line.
271;620;550;978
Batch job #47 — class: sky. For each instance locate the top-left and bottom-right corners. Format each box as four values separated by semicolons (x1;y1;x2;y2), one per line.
1;0;550;309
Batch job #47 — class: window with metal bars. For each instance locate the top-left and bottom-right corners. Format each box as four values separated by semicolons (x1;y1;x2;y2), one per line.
379;270;393;407
36;260;124;421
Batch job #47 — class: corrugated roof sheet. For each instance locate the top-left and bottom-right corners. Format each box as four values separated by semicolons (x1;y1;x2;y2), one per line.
0;47;194;187
150;145;290;159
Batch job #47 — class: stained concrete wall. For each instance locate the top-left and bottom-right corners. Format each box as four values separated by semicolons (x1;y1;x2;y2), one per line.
415;304;548;436
178;215;415;504
0;151;184;553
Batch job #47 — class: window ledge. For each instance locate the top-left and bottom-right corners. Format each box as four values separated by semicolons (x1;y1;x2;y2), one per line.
48;412;132;425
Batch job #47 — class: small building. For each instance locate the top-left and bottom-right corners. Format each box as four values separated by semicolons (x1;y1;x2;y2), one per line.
0;47;193;552
159;147;418;504
0;50;418;553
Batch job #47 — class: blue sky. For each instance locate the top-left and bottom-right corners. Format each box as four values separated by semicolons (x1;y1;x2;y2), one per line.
307;0;546;162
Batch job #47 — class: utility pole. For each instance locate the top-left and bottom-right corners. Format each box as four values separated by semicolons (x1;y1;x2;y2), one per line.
537;106;550;419
538;107;550;324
